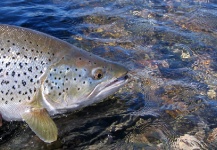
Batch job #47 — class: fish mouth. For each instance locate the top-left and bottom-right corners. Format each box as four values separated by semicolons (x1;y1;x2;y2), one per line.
105;74;129;89
87;72;129;99
94;73;129;98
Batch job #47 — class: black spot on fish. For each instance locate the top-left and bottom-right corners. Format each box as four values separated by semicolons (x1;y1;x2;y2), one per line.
22;80;26;86
5;62;10;67
19;63;23;68
0;69;3;73
28;67;32;72
5;101;8;104
11;71;15;77
30;78;33;82
1;48;4;51
1;80;9;85
41;61;45;65
7;40;10;42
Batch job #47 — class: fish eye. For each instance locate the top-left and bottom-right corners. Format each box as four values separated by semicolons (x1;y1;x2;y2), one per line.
92;68;104;80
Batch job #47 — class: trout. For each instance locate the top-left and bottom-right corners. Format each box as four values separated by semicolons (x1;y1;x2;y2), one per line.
0;24;128;142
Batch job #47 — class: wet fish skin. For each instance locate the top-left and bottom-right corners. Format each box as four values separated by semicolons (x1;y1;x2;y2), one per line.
0;24;128;142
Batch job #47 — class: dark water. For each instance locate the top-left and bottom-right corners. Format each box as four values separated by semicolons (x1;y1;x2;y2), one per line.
1;0;217;149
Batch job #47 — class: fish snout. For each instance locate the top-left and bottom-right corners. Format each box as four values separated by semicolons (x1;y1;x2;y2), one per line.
110;62;129;79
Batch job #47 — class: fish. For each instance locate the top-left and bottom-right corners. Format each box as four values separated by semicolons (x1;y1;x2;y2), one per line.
0;24;128;143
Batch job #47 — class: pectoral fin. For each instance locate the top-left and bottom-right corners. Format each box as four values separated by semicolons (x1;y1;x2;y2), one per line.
22;108;58;143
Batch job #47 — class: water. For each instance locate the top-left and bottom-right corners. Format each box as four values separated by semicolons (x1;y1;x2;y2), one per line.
0;0;217;149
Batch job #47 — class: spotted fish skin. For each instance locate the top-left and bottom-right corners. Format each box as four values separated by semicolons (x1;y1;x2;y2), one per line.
0;24;128;142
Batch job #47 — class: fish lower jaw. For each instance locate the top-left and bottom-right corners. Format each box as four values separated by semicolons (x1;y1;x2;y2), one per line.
90;75;128;99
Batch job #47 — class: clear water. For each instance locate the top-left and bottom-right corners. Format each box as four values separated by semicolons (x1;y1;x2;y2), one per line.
1;0;217;149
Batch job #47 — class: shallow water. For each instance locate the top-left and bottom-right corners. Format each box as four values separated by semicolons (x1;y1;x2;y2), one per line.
1;0;217;149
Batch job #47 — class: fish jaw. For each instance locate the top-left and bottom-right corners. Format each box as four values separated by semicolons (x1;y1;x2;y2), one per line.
80;64;129;108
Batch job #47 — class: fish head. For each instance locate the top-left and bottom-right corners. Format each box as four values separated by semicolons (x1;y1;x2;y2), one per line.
42;48;128;114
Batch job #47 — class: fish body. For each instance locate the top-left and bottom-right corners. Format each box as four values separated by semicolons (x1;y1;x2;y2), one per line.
0;24;128;142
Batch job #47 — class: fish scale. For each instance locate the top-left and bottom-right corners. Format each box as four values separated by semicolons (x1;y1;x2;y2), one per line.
0;24;128;143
